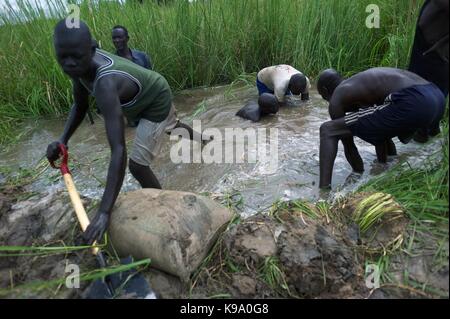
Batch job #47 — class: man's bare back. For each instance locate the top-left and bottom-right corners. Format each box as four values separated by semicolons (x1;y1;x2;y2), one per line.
331;68;429;110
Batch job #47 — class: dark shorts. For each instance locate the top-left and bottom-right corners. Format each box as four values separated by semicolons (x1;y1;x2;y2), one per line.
344;83;445;146
256;78;292;96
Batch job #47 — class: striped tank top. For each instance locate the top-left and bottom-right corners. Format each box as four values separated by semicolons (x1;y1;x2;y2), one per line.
80;49;172;122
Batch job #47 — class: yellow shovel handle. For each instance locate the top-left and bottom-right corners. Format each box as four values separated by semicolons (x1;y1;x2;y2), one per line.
63;173;99;255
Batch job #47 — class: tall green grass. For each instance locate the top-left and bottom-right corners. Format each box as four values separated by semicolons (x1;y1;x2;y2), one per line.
0;0;422;144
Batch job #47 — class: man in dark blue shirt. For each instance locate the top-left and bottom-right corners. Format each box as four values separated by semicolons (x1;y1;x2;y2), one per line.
112;25;153;70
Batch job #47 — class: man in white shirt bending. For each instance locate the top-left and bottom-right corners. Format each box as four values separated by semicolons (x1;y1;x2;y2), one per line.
257;64;311;106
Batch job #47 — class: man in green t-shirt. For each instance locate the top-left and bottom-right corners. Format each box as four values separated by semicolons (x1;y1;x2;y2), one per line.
46;20;207;245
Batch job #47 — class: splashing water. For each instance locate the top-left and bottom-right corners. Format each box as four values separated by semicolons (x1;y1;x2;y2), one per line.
0;85;442;217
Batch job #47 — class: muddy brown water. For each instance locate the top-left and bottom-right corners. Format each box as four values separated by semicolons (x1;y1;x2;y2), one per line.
0;85;442;217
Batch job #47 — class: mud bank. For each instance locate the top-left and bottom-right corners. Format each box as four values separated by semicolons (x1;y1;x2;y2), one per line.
0;187;96;298
1;185;447;299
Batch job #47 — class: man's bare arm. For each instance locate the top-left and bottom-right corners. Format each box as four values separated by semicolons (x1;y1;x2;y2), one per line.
327;89;364;174
328;88;348;120
94;77;127;215
82;76;127;245
59;80;90;145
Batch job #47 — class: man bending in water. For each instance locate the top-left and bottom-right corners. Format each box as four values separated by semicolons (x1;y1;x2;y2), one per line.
236;65;310;122
317;67;445;189
257;64;310;103
46;20;208;245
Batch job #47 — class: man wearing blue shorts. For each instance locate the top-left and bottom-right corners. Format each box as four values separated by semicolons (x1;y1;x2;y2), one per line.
317;67;445;189
236;65;310;122
256;65;310;108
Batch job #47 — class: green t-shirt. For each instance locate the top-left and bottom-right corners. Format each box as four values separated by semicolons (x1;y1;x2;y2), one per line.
80;49;172;122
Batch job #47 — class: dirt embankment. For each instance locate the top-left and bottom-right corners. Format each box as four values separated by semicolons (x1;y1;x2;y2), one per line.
209;213;368;298
0;186;95;298
0;186;448;299
150;197;448;299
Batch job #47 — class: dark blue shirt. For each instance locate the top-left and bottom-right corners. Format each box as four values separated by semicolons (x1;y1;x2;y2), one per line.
117;49;153;70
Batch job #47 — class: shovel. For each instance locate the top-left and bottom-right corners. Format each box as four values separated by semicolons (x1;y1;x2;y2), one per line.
50;144;156;299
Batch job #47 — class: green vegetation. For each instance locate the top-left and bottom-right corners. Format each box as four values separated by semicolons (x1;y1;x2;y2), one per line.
352;192;404;233
0;0;422;144
258;256;292;296
360;126;448;231
1;0;448;299
0;257;151;297
359;123;448;295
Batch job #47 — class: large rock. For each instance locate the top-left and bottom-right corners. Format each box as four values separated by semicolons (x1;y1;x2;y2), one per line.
108;189;234;282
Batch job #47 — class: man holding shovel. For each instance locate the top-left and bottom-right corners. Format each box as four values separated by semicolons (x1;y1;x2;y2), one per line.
46;19;207;245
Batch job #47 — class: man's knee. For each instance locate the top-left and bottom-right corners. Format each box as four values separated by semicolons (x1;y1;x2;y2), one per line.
413;128;429;143
320;121;335;139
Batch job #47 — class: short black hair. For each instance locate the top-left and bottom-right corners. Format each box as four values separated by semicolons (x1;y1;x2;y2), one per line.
112;25;129;37
54;19;93;46
317;69;343;100
258;93;279;115
289;73;307;94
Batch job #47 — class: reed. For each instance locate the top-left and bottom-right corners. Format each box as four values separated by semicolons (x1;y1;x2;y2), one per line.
0;0;422;144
